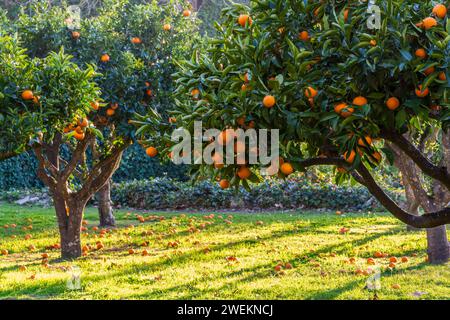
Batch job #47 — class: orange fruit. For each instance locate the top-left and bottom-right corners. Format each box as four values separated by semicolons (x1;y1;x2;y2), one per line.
110;103;119;110
146;147;158;158
367;258;375;265
191;88;200;98
237;166;251;180
299;31;310;41
21;90;34;100
334;103;354;118
424;66;435;76
374;251;383;258
106;108;115;116
370;39;377;46
358;136;372;147
343;9;349;22
344;150;356;164
389;256;398;263
304;86;318;98
236;116;246;126
392;284;401;289
280;163;294;176
183;9;191;17
128;249;135;255
75;126;84;134
71;31;80;39
169;117;177;124
41;253;49;259
219;179;230;189
163;24;171;31
386;97;400;110
415;85;430;98
74;131;85;141
90;101;100;110
78;118;88;128
401;256;409;263
142;249;149;256
422;17;438;30
352;96;368;106
372;152;382;163
415;48;427;59
432;4;447;19
1;249;8;255
131;37;142;44
438;72;447;81
100;54;110;63
263;95;276;108
238;14;252;27
19;265;27;271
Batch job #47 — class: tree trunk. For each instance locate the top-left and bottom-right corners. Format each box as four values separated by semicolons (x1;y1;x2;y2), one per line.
388;139;449;264
97;179;116;227
426;226;450;264
54;194;85;260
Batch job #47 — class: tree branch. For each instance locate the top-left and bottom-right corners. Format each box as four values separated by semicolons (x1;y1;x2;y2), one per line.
380;130;450;191
34;146;57;190
76;141;130;200
356;164;450;228
0;151;19;161
60;132;95;183
297;157;450;228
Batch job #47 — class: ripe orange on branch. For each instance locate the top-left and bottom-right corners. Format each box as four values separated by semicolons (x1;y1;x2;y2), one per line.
146;147;158;158
304;86;318;98
415;48;427;59
299;31;310;41
415;85;430;98
352;96;368;106
183;9;191;17
263;95;276;108
432;4;447;19
237;166;251;180
334;103;354;118
219;179;230;189
422;17;438;30
100;54;110;63
238;14;252;27
21;90;34;100
344;150;356;164
280;163;294;176
386;97;400;110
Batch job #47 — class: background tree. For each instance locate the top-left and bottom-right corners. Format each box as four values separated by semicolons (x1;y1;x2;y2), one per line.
136;0;450;263
0;0;200;258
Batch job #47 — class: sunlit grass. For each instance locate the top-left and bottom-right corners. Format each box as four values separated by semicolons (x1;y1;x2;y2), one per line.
0;204;448;300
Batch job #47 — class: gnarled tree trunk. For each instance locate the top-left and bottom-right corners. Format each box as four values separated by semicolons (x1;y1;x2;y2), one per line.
97;179;116;227
388;134;449;264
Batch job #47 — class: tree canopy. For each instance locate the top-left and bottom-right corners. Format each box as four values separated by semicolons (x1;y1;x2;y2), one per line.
136;0;450;228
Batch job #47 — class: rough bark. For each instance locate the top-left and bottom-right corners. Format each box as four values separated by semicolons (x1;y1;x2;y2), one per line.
54;194;86;259
97;179;116;227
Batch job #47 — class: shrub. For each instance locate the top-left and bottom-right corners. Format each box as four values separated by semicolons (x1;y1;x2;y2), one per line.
111;177;404;211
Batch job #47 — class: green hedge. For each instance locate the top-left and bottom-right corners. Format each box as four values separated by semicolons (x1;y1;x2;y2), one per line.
111;178;405;211
0;144;187;190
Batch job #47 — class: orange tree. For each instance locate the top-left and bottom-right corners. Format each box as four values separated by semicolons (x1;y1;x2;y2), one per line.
135;1;450;261
0;0;199;258
0;36;101;258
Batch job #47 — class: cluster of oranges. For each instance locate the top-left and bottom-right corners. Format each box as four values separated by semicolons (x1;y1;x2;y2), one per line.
63;117;90;141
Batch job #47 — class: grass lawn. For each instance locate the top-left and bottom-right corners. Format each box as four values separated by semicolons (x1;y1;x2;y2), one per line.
0;203;448;300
